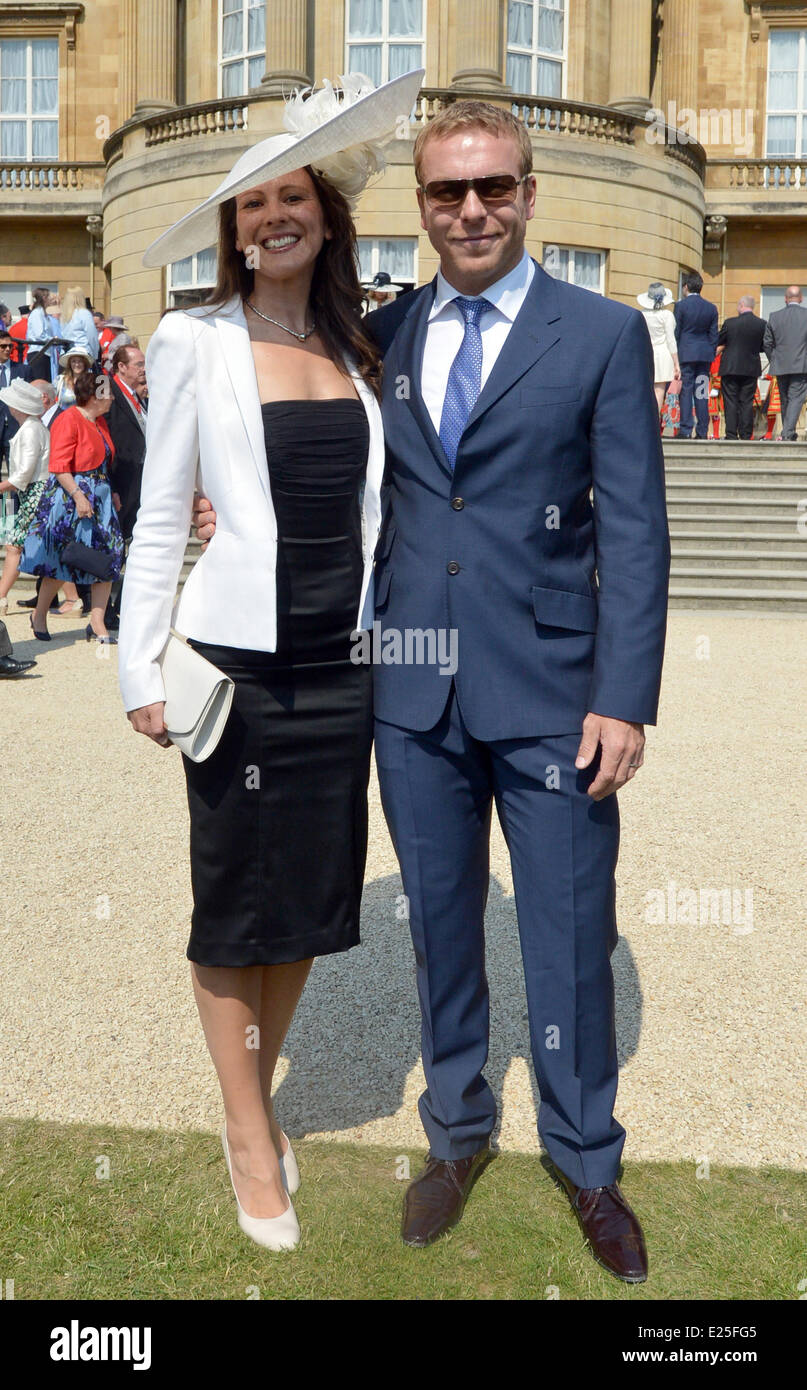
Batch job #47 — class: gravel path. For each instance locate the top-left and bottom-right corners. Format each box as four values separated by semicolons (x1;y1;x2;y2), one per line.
2;601;805;1169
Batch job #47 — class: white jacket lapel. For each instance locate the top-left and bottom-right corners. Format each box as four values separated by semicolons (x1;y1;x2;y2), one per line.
214;296;273;506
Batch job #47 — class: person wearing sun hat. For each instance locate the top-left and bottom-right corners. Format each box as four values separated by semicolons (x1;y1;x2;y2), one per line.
0;378;51;615
118;67;424;1254
362;269;405;314
53;344;96;413
637;281;680;417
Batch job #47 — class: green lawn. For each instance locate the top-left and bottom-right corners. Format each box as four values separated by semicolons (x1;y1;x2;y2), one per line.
0;1118;804;1300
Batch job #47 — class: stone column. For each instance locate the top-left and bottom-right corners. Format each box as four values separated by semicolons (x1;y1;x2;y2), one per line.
452;0;506;91
118;0;138;125
133;0;177;116
260;0;311;95
660;0;699;114
608;0;652;115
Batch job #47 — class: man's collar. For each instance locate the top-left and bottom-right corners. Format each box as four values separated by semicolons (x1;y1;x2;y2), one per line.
430;250;533;322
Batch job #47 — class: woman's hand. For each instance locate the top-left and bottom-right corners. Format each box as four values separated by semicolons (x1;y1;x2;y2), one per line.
74;491;93;519
127;702;172;747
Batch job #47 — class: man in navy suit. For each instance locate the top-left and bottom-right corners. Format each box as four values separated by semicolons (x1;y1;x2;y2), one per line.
674;272;718;439
363;102;669;1282
0;330;32;464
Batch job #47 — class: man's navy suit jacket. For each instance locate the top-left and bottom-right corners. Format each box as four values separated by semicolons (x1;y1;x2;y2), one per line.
365;261;671;742
673;292;719;364
0;360;32;462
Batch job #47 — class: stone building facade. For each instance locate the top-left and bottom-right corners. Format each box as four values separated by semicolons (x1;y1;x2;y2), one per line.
0;1;804;342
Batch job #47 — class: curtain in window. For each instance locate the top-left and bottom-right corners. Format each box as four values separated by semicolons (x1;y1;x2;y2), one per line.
538;0;564;54
536;57;561;95
247;0;265;50
248;55;264;87
573;251;602;291
347;45;383;85
506;52;531;91
389;44;422;77
222;0;242;59
197;246;218;283
1;40;26;115
348;0;383;38
221;61;242;97
171;256;193;288
543;246;569;280
32;39;58;114
1;122;26;159
32;121;57;159
766;114;797;155
376;238;415;278
767;29;800;110
389;0;422;36
508;2;533;47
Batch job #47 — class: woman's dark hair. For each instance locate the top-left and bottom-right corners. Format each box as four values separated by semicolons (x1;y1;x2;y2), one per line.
73;370;98;406
32;286;52;311
192;168;382;399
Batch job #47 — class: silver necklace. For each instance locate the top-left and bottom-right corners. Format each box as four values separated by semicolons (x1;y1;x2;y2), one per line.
245;300;316;341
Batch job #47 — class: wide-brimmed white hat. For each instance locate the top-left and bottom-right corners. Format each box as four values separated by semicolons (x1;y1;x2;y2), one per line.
142;68;424;269
0;378;47;416
637;282;674;309
58;344;94;368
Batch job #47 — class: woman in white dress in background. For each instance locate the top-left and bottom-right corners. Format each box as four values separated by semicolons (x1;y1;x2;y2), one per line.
637;282;680;416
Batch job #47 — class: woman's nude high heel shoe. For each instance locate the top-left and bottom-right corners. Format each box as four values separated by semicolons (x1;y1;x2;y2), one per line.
279;1132;300;1195
221;1123;300;1251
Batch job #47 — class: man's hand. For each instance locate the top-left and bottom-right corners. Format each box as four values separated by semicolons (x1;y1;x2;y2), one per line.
575;713;645;801
128;701;172;747
192;493;217;551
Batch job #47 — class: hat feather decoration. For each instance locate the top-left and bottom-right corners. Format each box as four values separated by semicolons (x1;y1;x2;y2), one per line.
283;73;391;205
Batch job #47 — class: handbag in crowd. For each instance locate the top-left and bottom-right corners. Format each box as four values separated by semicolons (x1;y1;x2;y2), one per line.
157;631;235;763
59;520;117;581
0;490;19;546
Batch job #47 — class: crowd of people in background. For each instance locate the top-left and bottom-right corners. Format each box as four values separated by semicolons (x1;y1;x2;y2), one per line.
638;272;807;443
0;270;805;681
0;289;148;676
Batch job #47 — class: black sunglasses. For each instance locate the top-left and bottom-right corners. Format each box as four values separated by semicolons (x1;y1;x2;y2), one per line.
420;174;530;208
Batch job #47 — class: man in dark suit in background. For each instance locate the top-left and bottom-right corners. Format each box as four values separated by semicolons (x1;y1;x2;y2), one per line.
717;296;767;439
763;286;807;440
106;344;148;627
674;272;719;438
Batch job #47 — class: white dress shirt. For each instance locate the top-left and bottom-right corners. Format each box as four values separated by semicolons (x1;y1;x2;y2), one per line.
421;250;535;434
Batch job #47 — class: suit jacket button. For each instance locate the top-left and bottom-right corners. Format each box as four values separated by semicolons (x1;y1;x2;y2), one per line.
451;497;464;510
447;561;460;575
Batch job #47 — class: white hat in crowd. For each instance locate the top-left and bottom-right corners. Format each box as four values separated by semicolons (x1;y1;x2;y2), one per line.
0;378;47;416
142;68;425;269
637;282;674;309
58;344;95;369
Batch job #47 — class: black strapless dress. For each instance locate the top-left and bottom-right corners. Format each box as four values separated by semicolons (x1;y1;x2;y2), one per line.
182;398;372;966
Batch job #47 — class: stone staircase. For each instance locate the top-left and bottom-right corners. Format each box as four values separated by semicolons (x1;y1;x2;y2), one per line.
5;441;806;616
664;438;807;613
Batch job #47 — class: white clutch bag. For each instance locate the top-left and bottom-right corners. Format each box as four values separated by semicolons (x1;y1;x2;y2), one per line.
157;630;235;763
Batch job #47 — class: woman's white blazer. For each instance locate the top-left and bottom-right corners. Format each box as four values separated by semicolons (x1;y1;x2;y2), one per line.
117;293;385;713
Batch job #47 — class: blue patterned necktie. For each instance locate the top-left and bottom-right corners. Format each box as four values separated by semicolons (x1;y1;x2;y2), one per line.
438;296;492;470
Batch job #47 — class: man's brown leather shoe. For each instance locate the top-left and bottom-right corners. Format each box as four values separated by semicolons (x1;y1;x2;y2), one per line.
402;1148;493;1247
553;1166;648;1283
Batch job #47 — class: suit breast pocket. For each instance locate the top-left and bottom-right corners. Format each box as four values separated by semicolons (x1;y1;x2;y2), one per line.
520;386;581;408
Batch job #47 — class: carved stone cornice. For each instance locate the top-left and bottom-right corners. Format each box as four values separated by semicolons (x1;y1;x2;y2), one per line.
0;4;85;49
746;1;807;42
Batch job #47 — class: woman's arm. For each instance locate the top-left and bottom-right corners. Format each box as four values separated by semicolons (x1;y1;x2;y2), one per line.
117;310;200;716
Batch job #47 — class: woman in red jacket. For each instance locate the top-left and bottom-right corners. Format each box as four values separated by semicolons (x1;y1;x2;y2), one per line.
21;371;124;643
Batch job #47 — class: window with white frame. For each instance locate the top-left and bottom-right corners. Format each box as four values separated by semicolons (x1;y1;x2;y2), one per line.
346;0;425;87
542;244;604;293
506;0;565;97
766;29;807;157
357;237;417;290
0;37;58;161
761;286;804;318
220;0;266;98
168;248;218;308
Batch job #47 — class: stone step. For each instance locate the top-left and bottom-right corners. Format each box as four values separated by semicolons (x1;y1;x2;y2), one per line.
671;550;807;570
670;567;807;588
668;587;807;611
669;530;806;549
663;441;805;462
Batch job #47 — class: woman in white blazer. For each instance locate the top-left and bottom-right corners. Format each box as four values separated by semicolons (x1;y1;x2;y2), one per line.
637;282;680;416
118;70;423;1253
